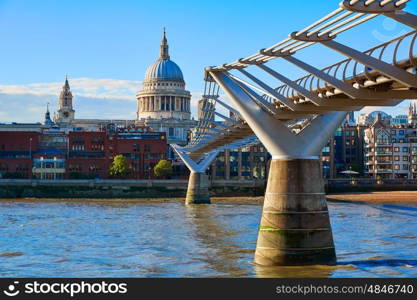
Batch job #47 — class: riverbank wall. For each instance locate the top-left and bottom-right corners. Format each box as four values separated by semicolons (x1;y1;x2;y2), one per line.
1;178;417;199
0;179;266;198
325;178;417;193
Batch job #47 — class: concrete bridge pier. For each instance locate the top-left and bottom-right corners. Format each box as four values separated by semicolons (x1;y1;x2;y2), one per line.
211;71;346;265
255;158;336;265
172;146;218;205
186;172;210;204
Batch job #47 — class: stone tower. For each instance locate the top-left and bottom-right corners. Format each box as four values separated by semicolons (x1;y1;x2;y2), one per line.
56;76;75;125
408;102;417;126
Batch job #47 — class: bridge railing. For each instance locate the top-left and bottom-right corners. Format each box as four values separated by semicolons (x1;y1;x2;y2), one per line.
185;0;417;159
267;30;417;104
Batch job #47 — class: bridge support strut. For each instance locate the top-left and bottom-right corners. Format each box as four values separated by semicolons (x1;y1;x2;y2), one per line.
172;146;218;205
210;71;344;266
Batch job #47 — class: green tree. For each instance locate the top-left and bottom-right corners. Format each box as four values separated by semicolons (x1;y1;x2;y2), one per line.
154;160;173;178
109;154;130;178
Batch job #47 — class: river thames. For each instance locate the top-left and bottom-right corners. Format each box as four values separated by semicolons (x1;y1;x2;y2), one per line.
0;199;416;277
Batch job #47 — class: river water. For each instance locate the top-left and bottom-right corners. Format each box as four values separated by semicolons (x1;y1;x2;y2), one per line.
0;199;416;277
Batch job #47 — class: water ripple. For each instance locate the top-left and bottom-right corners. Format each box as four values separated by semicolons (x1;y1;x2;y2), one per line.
0;200;416;277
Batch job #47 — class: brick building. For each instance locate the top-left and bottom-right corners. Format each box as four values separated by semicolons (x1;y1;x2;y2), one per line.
107;126;167;179
68;131;108;179
0;125;167;180
0;131;40;179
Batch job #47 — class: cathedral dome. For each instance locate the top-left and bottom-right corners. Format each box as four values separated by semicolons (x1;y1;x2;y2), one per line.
144;29;184;82
136;29;192;125
145;58;184;82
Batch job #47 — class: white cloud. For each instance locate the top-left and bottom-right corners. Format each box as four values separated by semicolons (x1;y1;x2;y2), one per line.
357;99;417;117
0;77;142;100
0;78;212;123
0;93;138;123
0;77;144;123
6;77;412;124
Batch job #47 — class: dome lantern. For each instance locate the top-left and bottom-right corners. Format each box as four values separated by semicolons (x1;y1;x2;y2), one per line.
160;27;170;60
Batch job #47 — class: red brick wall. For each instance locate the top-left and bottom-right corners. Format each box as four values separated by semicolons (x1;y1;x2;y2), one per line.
109;133;168;179
0;131;40;151
0;131;41;178
0;130;168;180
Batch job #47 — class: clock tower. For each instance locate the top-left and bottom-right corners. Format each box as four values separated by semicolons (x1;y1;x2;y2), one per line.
56;76;75;125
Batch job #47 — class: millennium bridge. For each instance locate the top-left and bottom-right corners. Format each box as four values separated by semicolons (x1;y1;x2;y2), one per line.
172;0;417;266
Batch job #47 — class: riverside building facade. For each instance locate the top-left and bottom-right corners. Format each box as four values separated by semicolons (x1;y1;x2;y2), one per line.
0;124;167;180
364;104;417;179
322;122;366;178
209;144;270;181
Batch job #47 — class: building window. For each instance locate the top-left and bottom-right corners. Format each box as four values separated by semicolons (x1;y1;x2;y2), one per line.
168;127;175;137
394;147;400;152
72;145;85;151
403;147;409;152
376;130;390;144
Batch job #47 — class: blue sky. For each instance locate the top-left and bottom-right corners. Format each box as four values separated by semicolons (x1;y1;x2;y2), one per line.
0;0;416;122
